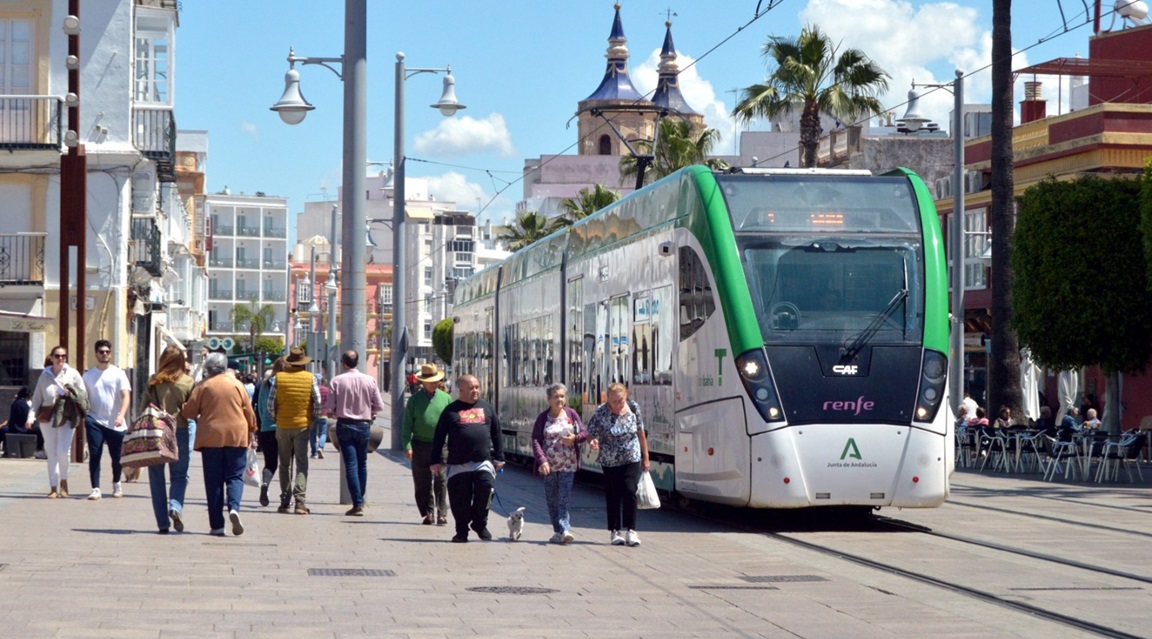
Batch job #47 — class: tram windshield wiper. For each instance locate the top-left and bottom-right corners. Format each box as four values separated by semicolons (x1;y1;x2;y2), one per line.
841;287;908;362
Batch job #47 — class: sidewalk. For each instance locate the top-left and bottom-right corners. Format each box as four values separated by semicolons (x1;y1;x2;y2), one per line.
2;417;1134;638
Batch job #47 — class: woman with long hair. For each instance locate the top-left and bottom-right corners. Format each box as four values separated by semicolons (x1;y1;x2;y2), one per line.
144;345;195;534
30;345;87;498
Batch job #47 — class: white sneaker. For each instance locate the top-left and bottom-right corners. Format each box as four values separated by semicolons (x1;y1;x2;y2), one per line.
35;450;47;459
112;482;123;498
610;530;625;545
87;488;102;501
549;532;564;544
561;530;575;545
229;509;245;536
626;529;641;547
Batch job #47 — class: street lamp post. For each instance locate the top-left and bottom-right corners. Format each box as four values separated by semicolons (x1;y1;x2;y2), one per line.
390;52;466;450
271;0;368;372
903;69;965;412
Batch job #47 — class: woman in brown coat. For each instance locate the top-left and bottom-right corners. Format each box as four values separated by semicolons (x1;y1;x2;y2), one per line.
181;352;257;536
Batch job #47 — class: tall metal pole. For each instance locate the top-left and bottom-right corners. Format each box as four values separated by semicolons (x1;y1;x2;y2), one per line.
340;0;368;368
949;69;966;413
328;204;339;378
391;53;408;451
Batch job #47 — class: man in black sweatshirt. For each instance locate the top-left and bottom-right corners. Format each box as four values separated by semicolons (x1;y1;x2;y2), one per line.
430;375;506;542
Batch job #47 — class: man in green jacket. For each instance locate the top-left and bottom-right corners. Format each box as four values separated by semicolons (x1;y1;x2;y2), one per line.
402;363;452;525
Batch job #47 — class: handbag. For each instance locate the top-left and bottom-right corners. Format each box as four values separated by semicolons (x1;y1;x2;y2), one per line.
121;403;178;468
636;470;661;509
243;447;261;487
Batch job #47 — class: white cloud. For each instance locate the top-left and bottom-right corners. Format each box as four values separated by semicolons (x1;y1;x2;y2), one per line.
240;121;259;141
797;0;1034;131
425;171;516;224
413;113;516;157
633;50;740;155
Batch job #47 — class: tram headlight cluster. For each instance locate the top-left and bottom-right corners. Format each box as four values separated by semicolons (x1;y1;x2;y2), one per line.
914;349;948;423
736;348;784;423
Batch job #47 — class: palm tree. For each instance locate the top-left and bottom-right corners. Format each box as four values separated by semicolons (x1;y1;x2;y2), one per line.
732;24;889;168
988;0;1023;420
620;118;728;187
554;185;620;228
498;211;556;251
230;300;276;357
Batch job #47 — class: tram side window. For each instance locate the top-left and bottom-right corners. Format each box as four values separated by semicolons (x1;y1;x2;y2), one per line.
610;296;631;385
653;285;673;384
679;246;716;341
633;293;653;385
568;278;584;402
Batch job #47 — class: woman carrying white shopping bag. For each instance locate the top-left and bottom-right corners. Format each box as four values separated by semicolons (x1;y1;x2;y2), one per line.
586;383;651;547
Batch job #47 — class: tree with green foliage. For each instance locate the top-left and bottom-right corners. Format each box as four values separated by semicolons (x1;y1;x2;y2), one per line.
1013;175;1152;432
1141;158;1152;289
498;210;557;251
432;318;454;365
733;24;889;168
230;301;276;355
620;118;728;186
554;185;619;229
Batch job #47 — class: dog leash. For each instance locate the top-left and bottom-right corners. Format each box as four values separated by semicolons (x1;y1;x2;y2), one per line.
489;467;510;517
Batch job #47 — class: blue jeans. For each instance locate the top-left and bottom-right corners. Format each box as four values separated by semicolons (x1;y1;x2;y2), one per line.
200;446;247;531
147;423;195;531
85;416;125;488
310;417;328;455
336;420;370;507
543;471;575;534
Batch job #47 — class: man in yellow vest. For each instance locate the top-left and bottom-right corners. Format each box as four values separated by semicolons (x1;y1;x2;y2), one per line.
267;347;322;514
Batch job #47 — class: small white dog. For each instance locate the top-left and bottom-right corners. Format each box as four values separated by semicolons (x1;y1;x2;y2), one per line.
507;506;526;541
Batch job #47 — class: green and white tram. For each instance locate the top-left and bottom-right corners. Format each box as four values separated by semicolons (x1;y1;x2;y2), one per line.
452;165;951;509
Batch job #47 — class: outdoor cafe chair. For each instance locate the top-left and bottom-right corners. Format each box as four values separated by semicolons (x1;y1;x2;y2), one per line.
1096;431;1145;483
1043;434;1081;481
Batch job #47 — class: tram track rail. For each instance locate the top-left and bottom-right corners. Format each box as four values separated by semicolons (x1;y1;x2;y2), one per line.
674;501;1147;639
762;527;1146;639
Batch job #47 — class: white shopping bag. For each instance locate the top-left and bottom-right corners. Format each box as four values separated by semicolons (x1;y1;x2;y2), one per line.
636;470;661;509
243;447;261;488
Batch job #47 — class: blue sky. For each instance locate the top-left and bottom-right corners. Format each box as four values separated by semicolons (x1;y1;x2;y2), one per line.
176;0;1101;230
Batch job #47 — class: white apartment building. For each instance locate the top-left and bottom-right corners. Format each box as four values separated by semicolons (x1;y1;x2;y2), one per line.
295;171;488;365
0;0;187;394
202;192;290;360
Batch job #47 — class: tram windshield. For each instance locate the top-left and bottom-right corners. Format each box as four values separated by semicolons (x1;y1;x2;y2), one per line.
717;174;925;345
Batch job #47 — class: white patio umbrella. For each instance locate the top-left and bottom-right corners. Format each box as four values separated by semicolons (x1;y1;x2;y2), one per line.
1055;369;1080;424
1020;349;1041;421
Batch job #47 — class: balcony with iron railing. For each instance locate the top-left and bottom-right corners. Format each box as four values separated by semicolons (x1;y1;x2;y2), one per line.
167;306;198;335
262;290;287;302
0;96;63;151
235;258;260;269
236;226;261;237
132;105;177;182
263;226;287;238
208;256;233;268
263;259;287;270
213;224;235;236
129;218;163;276
207;321;234;332
208;288;234;301
0;233;46;285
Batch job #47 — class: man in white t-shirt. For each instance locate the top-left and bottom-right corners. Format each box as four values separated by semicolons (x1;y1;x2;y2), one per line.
82;339;132;500
961;393;979;423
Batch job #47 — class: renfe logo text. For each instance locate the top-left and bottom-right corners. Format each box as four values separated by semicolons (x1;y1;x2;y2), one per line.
823;396;874;415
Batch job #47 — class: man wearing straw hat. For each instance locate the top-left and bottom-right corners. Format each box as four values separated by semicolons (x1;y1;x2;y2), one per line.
267;347;321;515
401;363;452;525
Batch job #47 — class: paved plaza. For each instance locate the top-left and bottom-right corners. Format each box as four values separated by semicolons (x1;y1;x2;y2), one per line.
2;419;1150;638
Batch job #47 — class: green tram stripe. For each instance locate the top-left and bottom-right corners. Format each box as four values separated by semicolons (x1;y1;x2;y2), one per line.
885;167;949;353
683;166;764;357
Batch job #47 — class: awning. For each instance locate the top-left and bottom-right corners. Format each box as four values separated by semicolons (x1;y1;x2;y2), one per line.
0;310;53;333
406;207;434;220
155;322;187;352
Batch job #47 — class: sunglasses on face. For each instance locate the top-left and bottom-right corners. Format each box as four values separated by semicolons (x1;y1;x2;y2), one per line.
96;349;111;354
52;353;67;359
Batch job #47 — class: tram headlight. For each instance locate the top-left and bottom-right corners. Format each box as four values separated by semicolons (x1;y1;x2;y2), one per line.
737;348;784;424
914;349;948;424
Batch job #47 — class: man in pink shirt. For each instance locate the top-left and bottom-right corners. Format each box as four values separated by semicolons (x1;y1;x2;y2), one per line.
324;350;384;516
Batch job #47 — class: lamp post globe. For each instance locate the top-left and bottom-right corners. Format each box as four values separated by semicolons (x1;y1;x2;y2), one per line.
270;66;314;125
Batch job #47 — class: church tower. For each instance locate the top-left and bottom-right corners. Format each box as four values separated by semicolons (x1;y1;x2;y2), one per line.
652;20;706;132
576;4;660;156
